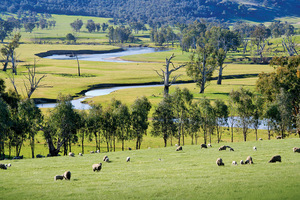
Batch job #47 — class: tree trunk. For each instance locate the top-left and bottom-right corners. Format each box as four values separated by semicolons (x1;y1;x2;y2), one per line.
81;137;84;154
217;65;223;85
268;125;271;140
106;141;109;152
255;128;258;141
122;140;124;151
31;136;35;158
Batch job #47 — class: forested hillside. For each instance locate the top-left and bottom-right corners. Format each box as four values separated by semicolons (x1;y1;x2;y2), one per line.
1;0;299;25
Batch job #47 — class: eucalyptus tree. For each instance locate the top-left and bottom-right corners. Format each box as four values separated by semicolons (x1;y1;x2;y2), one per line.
86;19;96;33
151;95;177;147
17;99;43;158
171;87;193;146
229;88;255;142
251;24;271;62
87;104;103;151
209;27;241;85
44;95;80;156
187;101;201;145
252;95;264;141
263;103;280;140
70;19;83;32
1;33;21;74
77;109;88;154
102;106;117;152
198;97;214;144
131;96;151;150
114;102;132;151
0;98;11;159
213;99;228;143
233;21;255;54
186;40;216;94
256;55;300;137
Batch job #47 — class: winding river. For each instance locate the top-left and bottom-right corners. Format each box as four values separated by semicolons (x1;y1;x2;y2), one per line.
38;47;168;109
44;47;167;63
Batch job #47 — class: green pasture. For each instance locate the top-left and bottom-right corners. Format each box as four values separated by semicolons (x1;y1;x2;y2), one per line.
1;138;300;200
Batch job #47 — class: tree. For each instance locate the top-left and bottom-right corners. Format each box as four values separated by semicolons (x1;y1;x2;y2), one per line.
187;101;201;145
186;37;216;93
77;110;88;154
114;102;131;151
1;33;21;74
44;95;80;156
101;23;108;32
131;96;151;150
87;104;103;151
151;96;177;147
86;20;96;33
171;87;193;146
209;27;241;85
251;24;271;62
233;21;255;54
70;19;83;32
0;19;14;43
24;22;35;33
229;88;255;141
23;59;46;99
155;54;185;97
0;98;12;159
252;95;264;141
66;33;76;43
198;98;214;144
256;55;300;136
213;99;228;143
17;99;43;158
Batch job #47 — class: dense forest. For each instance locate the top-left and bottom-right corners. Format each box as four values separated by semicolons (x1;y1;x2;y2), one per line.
1;0;299;25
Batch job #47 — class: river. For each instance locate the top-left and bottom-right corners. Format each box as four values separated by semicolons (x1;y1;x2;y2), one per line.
44;47;167;63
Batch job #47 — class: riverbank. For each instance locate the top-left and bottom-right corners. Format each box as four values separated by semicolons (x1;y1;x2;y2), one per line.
35;48;124;57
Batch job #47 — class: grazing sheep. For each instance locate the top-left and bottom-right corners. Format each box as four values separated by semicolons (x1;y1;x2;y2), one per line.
68;152;74;157
276;136;282;139
269;155;281;163
232;161;237;165
7;163;11;167
253;146;257;151
216;158;224;166
259;138;263;141
96;150;100;153
240;160;244;165
0;164;7;170
229;147;234;151
201;144;207;149
36;154;45;158
293;147;300;153
78;153;83;156
103;155;110;162
126;157;130;162
92;163;102;172
90;151;94;154
63;171;71;180
245;156;253;164
128;147;132;150
218;145;227;151
208;144;212;147
176;146;183;151
54;175;64;181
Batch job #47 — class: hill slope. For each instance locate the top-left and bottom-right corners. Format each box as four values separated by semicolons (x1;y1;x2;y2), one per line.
1;0;299;24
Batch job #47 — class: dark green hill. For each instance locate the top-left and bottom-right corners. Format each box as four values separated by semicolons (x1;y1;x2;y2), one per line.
1;0;299;24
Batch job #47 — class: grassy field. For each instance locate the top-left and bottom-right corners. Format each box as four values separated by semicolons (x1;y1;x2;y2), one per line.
1;138;300;199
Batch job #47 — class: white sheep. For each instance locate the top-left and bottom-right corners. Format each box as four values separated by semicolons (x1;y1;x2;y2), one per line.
208;144;212;147
96;150;100;153
92;163;102;172
54;175;64;181
90;151;94;154
68;152;74;157
103;155;109;162
7;163;11;167
240;160;244;165
78;153;83;156
253;146;257;151
126;157;130;162
232;161;238;165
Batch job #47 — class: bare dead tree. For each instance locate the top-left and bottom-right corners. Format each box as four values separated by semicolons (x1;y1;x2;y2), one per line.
282;35;298;56
23;58;46;99
7;71;19;96
155;54;185;97
72;52;80;76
